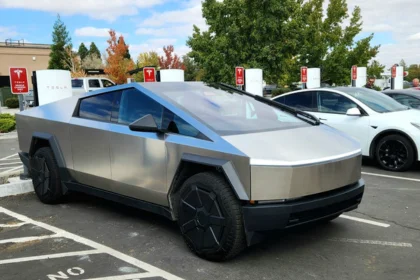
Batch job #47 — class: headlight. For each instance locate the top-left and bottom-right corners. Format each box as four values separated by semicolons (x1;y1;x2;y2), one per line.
411;123;420;130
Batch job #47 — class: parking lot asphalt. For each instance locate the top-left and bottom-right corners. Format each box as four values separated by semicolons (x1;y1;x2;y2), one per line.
0;158;419;280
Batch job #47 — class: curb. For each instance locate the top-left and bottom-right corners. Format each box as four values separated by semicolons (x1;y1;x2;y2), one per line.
0;131;18;140
0;177;33;198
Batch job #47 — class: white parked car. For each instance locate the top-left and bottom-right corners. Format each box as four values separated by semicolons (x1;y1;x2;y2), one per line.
272;87;420;171
71;77;115;96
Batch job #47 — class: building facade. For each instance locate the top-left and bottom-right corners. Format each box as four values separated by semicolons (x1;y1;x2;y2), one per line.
0;40;51;88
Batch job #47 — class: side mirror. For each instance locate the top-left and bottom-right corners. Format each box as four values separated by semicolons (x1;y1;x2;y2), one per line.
346;108;362;116
129;114;161;132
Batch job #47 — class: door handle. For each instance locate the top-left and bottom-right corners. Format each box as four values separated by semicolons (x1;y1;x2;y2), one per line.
319;118;327;121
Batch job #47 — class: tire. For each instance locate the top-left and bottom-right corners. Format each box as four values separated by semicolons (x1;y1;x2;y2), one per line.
31;147;64;204
177;172;246;261
375;134;415;172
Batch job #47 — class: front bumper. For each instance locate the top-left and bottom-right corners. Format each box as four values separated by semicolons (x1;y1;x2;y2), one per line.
242;179;364;245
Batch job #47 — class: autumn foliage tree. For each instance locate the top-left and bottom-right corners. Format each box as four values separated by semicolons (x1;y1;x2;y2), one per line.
159;45;184;69
104;30;135;84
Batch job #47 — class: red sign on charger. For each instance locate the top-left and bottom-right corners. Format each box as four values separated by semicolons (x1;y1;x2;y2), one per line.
351;65;358;80
143;67;156;82
301;66;308;83
235;67;244;86
9;67;29;94
391;65;397;79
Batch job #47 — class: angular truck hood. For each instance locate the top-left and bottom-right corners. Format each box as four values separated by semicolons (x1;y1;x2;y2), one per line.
222;125;361;166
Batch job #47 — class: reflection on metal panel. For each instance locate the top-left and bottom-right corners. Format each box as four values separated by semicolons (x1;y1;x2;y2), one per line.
251;155;362;200
109;123;167;206
69;118;112;191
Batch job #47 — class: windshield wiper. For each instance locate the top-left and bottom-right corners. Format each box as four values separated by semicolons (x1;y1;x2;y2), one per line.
219;83;320;125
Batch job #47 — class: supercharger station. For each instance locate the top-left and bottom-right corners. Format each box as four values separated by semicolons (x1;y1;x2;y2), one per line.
306;68;321;89
159;69;185;82
351;66;367;87
391;65;404;90
244;69;263;96
32;70;73;106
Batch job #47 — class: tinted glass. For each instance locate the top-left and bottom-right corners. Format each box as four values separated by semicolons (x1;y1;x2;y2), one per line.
102;79;114;88
162;109;202;138
72;79;83;88
89;79;100;88
79;92;118;121
118;89;163;126
317;91;357;114
284;92;317;111
337;87;408;113
152;83;308;136
392;94;420;109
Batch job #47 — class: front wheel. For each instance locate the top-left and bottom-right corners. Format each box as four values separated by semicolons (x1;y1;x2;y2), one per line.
177;172;246;261
375;134;415;172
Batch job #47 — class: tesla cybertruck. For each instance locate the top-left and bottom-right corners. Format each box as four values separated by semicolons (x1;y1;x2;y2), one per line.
16;82;364;261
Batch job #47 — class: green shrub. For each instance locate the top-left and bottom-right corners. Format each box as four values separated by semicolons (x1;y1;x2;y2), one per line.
0;113;15;120
5;98;19;109
0;119;16;133
271;87;292;97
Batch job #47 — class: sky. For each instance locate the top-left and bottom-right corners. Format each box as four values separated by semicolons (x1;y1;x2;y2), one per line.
0;0;419;69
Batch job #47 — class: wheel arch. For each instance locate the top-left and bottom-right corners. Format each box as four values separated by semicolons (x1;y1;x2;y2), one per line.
168;154;249;220
369;129;418;160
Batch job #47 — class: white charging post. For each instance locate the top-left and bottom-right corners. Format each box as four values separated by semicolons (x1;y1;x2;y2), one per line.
159;69;185;82
33;70;72;106
306;68;321;89
244;69;263;96
391;65;404;90
350;66;367;87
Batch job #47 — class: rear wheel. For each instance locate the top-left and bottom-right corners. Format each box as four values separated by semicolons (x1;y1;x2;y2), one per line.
375;134;415;172
31;147;64;204
177;172;246;261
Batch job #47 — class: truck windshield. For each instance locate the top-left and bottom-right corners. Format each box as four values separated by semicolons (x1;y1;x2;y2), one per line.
72;79;84;88
144;82;309;136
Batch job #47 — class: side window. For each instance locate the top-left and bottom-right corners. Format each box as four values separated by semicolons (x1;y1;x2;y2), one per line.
78;92;119;122
88;79;100;88
102;79;114;88
284;91;317;111
273;96;285;105
117;89;163;126
393;94;420;108
317;91;357;114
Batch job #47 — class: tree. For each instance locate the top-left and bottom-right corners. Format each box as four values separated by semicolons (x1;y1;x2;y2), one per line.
296;0;380;85
133;51;160;82
89;42;101;58
159;45;184;69
63;45;85;77
104;30;135;84
78;43;89;61
118;38;131;60
400;59;407;70
407;64;420;82
82;53;103;69
183;54;202;81
367;60;385;79
48;14;71;70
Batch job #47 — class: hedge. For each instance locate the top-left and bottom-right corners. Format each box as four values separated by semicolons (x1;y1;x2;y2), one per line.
5;98;19;109
271;87;292;97
0;119;16;133
0;113;15;120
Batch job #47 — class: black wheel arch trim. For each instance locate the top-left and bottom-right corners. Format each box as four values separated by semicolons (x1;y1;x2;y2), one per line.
369;129;418;160
28;132;72;183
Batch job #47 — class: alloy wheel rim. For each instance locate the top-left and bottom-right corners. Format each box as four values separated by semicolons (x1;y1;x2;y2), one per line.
31;156;51;196
179;184;226;253
378;140;408;170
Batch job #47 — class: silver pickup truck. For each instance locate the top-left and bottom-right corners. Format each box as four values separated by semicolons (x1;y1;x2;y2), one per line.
71;77;115;95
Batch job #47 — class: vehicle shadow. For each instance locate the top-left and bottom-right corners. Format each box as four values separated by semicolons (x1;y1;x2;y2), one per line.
362;156;420;171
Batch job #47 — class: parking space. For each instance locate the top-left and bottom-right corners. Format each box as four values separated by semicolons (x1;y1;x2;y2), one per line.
0;161;419;280
0;153;23;175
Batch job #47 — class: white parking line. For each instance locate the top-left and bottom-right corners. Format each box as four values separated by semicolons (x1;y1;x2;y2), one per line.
85;273;154;280
339;215;390;228
0;154;19;161
0;162;22;166
362;172;420;182
0;207;184;280
0;234;60;244
0;222;27;228
0;250;101;265
328;238;413;247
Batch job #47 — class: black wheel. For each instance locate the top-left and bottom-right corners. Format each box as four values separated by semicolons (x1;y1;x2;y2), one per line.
31;147;64;204
375;134;415;172
177;172;246;261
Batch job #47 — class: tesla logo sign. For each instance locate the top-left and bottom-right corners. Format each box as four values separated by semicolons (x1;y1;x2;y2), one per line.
352;65;358;80
235;67;244;86
143;67;156;82
9;67;29;94
301;66;308;83
391;65;397;79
